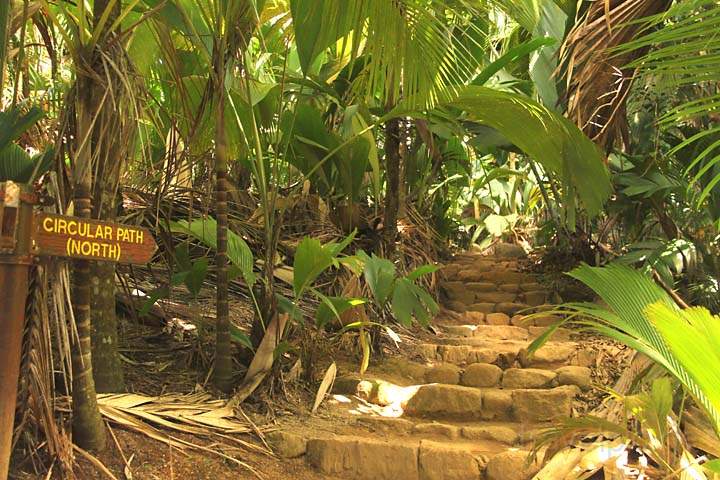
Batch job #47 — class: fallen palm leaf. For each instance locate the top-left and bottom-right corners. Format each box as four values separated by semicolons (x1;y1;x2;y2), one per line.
313;362;337;414
228;313;290;406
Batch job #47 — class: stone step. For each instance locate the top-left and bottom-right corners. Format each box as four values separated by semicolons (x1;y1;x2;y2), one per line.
446;300;537;316
440;323;573;342
419;338;592;370
375;357;592;390
302;434;542;480
404;384;579;422
333;375;584;422
353;416;548;447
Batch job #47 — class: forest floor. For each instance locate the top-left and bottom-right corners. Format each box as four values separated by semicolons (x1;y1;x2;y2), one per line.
10;244;629;479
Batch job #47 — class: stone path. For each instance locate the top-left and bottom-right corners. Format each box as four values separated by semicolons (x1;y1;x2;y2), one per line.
270;245;593;480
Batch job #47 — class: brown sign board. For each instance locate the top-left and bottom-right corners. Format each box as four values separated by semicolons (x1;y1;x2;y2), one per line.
32;213;157;264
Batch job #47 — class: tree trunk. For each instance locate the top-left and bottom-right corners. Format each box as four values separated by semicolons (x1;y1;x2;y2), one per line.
90;192;124;392
88;0;124;394
70;184;106;451
383;117;401;251
0;0;10;108
213;46;233;393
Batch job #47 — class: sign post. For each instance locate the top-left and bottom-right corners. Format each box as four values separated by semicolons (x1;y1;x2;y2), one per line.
0;182;35;480
0;184;157;480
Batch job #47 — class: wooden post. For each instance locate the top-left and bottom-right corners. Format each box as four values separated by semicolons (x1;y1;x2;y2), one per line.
0;182;34;480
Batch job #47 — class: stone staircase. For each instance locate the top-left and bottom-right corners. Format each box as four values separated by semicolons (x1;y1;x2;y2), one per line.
270;245;593;480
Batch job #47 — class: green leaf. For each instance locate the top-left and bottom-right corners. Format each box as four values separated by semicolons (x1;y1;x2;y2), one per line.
289;0;354;75
230;324;253;350
704;459;720;473
139;286;170;317
473;37;556;86
170;218;255;287
390;85;611;217
406;264;440;282
315;295;366;328
359;251;396;306
0;107;44;149
293;237;334;297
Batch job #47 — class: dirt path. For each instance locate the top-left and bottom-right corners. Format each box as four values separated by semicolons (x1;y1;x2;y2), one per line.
270;244;597;480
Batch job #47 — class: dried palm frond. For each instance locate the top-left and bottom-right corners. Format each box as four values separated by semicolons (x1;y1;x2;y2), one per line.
561;0;671;151
57;391;270;476
12;264;74;477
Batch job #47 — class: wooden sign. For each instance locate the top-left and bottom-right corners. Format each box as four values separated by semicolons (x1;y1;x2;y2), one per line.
33;213;157;264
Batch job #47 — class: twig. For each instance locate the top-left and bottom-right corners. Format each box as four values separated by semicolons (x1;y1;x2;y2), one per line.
651;270;690;309
72;444;119;480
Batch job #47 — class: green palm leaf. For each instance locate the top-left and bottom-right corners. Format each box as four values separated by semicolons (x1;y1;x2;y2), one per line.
618;0;720;203
536;263;720;434
391;85;611;216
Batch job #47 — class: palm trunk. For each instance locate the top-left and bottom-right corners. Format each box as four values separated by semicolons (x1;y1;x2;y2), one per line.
213;46;232;393
88;0;125;394
70;180;106;451
383;117;401;251
90;192;124;392
0;0;10;104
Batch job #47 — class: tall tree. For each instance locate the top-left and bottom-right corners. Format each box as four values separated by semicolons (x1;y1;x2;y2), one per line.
89;0;127;394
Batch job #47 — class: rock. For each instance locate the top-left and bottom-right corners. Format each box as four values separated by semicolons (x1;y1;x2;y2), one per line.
442;282;476;304
438;345;470;364
528;326;571;341
574;348;596;367
473;325;528;340
522;291;547;306
465;311;486;323
493;243;527;258
413;422;460;439
485;450;540;480
512;386;577;422
501;368;557;389
533;314;562;327
461;425;518;445
389;358;429;381
556;366;592;390
306;436;419;479
481;270;531;284
446;301;468;312
475;291;517;304
425;363;462;385
469;348;517;367
419;440;481;480
467;282;496;293
374;381;418;406
418;343;438;361
519;282;542;292
461;363;502;387
511;314;530;327
267;431;307;458
441;264;461;277
468;302;495;313
495;302;529;315
443;325;476;337
499;283;520;293
520;343;577;368
332;375;362;395
404;384;483;419
481;389;513;420
356;416;414;434
485;312;511;325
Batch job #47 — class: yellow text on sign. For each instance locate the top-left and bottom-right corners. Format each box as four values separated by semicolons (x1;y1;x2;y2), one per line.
41;217;145;244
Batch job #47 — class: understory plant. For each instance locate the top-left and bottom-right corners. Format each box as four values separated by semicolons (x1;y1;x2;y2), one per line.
530;263;720;434
528;264;720;478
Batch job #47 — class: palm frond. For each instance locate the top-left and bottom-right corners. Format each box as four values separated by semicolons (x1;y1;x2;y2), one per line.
543;263;720;434
393;85;612;216
561;0;671;151
618;0;720;202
